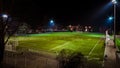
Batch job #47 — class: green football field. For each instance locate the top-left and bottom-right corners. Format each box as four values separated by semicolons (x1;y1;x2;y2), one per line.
10;32;105;59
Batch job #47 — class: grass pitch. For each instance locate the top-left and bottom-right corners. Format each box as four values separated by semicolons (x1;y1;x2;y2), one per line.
10;32;105;59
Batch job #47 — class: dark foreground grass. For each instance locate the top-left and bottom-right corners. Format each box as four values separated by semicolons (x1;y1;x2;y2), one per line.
10;32;104;59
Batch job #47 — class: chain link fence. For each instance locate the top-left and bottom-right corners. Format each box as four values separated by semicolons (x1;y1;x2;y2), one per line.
3;51;59;68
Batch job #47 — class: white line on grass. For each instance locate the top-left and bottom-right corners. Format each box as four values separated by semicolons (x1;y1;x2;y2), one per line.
49;42;70;51
88;39;102;57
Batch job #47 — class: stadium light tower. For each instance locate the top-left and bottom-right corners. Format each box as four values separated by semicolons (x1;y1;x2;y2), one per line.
107;16;113;27
112;0;117;48
2;14;8;21
50;19;55;27
108;16;113;21
49;19;55;32
2;14;8;18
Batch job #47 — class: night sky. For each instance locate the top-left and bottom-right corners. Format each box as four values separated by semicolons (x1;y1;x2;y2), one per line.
1;0;120;31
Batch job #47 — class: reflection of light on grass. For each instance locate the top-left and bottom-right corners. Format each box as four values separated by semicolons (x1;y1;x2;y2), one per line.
50;42;70;51
26;32;80;36
21;32;103;38
80;33;104;38
86;34;103;37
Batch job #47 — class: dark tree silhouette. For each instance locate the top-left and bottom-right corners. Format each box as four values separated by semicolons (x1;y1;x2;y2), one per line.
67;52;84;68
56;49;85;68
0;14;20;64
17;23;30;34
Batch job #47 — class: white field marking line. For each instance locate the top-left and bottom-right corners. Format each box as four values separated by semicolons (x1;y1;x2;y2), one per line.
49;42;70;51
88;39;102;57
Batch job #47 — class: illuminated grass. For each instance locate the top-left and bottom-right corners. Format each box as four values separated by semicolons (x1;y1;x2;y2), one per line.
116;39;120;49
11;32;104;59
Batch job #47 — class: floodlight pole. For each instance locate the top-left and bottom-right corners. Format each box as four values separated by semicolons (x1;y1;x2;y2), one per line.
112;0;117;48
114;4;116;48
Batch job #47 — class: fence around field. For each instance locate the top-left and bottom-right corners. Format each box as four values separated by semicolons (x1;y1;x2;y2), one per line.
3;51;59;68
3;50;104;68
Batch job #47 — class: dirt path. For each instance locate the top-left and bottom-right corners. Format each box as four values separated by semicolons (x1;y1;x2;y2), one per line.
104;37;117;68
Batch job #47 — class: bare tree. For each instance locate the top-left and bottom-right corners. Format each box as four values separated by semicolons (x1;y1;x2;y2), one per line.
0;14;20;63
18;22;30;34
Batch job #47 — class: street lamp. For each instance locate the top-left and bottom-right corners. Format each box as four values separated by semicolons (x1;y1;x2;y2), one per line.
112;0;117;48
49;19;55;27
106;16;113;30
2;14;8;18
49;19;55;32
112;0;117;4
108;16;113;21
2;14;8;22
